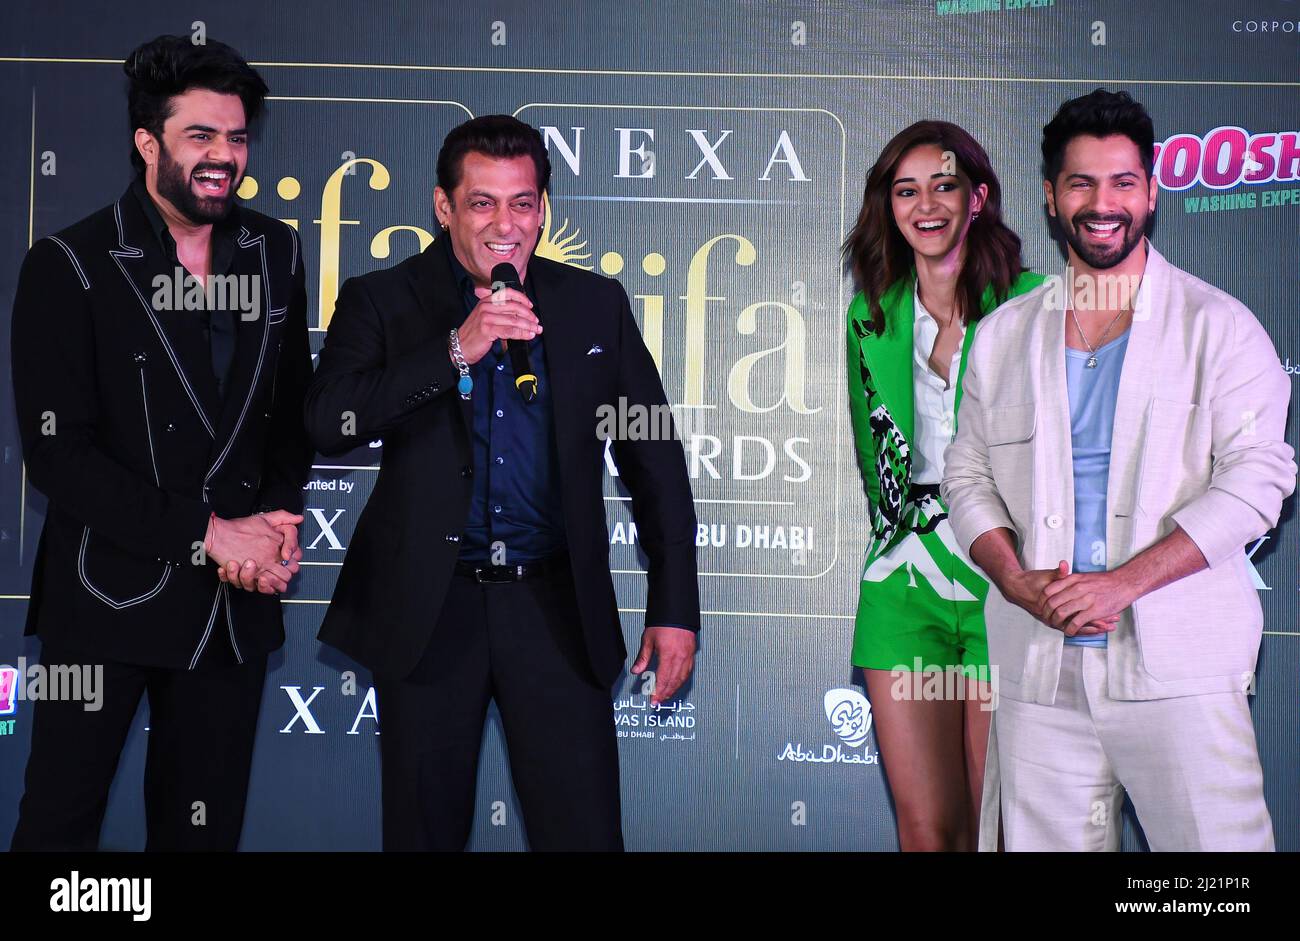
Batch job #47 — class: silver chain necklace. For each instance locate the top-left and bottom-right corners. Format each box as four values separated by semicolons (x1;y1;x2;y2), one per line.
1069;306;1126;368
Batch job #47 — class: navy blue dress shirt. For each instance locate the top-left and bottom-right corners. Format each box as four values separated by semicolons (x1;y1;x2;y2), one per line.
443;236;566;563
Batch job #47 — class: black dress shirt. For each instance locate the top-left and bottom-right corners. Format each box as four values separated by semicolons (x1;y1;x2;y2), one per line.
131;178;238;401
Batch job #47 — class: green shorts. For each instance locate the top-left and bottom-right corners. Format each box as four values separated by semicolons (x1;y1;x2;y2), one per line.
851;492;989;677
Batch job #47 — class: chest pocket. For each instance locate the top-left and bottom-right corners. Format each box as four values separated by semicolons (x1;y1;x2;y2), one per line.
984;402;1036;526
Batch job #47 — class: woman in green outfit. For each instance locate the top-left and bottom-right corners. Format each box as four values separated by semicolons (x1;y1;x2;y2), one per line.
842;121;1044;851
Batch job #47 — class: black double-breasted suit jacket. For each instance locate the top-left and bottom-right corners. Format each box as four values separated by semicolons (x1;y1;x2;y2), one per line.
305;237;700;685
10;183;314;669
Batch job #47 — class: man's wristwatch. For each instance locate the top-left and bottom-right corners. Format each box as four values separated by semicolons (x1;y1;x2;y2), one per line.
448;328;472;399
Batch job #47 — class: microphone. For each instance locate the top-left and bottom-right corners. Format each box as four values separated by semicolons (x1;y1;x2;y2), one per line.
490;262;538;403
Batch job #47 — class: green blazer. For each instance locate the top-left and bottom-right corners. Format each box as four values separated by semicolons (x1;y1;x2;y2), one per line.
846;270;1046;553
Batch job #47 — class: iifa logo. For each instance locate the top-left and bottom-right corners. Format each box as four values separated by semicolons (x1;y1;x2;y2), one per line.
1153;127;1300;191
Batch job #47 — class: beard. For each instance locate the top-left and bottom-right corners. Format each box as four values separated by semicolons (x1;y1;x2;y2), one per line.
155;141;238;225
1062;207;1148;270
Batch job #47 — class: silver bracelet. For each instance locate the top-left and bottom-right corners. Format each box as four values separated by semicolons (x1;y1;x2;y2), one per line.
448;328;472;399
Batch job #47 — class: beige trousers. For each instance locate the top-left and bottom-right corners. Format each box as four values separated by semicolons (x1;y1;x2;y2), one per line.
980;645;1274;852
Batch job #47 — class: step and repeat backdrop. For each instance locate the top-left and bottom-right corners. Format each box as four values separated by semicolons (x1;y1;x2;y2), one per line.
0;1;1297;850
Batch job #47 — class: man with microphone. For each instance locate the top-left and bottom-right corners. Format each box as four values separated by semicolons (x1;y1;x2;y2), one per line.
306;115;700;851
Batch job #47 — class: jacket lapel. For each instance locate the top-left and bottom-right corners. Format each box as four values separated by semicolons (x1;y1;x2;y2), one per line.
1039;272;1075;515
857;277;916;445
1106;240;1162;510
206;225;272;476
109;189;221;436
522;257;579;443
408;237;473;432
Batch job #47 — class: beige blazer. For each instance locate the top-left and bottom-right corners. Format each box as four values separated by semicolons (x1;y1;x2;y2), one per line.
942;241;1296;704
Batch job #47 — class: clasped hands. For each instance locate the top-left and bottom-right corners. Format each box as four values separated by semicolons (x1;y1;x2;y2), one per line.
1002;561;1139;637
204;510;304;595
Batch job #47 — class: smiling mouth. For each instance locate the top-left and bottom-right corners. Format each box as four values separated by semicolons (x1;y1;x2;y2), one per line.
193;169;231;195
1082;220;1123;238
914;219;949;234
486;241;518;257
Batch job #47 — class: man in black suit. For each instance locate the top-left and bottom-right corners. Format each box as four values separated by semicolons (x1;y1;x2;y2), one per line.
306;115;700;851
8;36;313;850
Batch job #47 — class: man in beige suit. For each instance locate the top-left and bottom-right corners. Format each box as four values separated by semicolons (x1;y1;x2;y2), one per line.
943;89;1294;851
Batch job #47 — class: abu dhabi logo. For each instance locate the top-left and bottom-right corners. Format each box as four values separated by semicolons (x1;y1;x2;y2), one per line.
825;688;872;746
777;688;878;765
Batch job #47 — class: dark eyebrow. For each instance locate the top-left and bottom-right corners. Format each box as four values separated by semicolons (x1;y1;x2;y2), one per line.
466;189;538;200
1064;170;1140;182
893;172;955;185
182;124;248;135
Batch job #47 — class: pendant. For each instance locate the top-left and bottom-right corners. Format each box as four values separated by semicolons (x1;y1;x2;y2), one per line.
1086;355;1098;369
458;374;474;397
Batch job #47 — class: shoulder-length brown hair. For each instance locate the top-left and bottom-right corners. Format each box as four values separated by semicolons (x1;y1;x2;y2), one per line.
842;120;1026;335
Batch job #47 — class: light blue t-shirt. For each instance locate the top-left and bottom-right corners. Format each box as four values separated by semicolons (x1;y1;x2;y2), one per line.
1063;329;1130;647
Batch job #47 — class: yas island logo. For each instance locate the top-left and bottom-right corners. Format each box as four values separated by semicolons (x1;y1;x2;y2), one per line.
777;688;879;766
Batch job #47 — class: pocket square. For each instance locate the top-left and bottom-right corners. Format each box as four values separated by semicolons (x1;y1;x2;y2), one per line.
587;344;604;355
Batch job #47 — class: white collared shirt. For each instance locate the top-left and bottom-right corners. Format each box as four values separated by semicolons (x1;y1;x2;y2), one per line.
911;287;964;485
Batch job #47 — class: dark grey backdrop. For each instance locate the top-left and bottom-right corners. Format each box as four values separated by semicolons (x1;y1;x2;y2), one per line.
1;0;1296;850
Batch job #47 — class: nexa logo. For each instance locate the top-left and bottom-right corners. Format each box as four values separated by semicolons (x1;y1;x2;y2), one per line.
539;126;811;181
280;684;379;735
1246;536;1271;590
305;507;347;551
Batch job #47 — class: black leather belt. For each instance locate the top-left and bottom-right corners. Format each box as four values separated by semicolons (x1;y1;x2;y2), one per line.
453;553;570;583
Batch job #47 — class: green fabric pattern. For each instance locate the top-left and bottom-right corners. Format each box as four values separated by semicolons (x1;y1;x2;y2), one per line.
846;270;1047;555
846;270;1047;672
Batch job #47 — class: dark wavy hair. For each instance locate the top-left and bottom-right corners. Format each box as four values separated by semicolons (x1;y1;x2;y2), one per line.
1041;88;1155;183
841;120;1026;335
437;115;552;196
124;35;268;176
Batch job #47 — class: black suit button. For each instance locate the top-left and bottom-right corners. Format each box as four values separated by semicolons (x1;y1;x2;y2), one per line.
241;479;252;489
444;533;460;543
165;423;176;432
133;352;148;364
432;382;441;393
460;466;472;478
